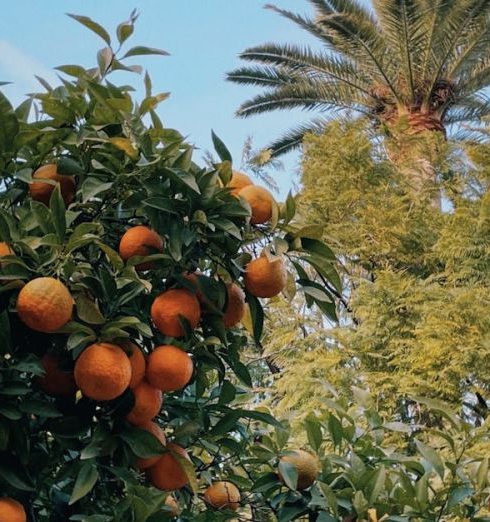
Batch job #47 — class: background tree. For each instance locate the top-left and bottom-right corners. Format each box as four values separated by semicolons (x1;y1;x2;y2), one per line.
257;120;490;429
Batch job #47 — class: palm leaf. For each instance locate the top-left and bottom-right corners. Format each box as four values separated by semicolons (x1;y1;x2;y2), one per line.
234;43;373;93
265;117;336;156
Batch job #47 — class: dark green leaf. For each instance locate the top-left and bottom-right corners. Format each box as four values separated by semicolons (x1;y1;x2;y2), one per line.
305;416;323;451
69;462;99;505
211;130;232;162
116;21;134;45
19;400;61;418
247;293;264;343
50;184;67;242
0;91;19;152
122;46;169;58
0;454;35;491
118;426;166;458
67;14;111;45
75;295;106;325
278;460;298;490
301;238;336;260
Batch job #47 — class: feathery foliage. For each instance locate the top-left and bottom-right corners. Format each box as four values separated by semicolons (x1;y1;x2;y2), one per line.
261;121;490;426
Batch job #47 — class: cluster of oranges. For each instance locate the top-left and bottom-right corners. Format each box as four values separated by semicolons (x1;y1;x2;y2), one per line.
0;166;318;517
0;165;315;514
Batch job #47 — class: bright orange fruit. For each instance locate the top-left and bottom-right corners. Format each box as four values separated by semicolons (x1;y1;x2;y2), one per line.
146;345;193;392
74;343;131;401
16;277;74;333
151;288;201;337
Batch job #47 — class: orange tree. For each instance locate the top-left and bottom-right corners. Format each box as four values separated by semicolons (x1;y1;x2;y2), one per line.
0;13;339;521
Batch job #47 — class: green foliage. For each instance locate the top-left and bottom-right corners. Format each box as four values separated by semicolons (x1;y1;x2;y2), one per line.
234;390;490;521
264;119;490;425
0;12;341;521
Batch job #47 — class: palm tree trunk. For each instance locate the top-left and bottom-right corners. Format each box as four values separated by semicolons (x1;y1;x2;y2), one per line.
384;115;447;209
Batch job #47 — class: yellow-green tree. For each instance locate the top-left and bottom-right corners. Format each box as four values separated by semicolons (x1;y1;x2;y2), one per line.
263;120;489;425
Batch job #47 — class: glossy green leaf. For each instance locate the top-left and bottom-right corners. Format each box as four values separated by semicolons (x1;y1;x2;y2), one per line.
69;462;99;505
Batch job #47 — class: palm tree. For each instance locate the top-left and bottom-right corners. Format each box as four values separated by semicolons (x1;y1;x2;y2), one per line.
227;0;490;193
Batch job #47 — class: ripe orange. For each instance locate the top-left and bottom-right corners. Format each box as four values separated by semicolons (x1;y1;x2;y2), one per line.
126;380;163;425
163;495;180;517
149;443;191;491
238;185;274;224
151;288;201;337
0;497;26;522
204;481;241;511
74;343;131;401
125;342;146;389
228;170;253;196
0;242;13;257
17;277;74;333
119;225;164;270
278;449;320;490
147;345;193;392
135;420;166;470
29;163;76;206
37;354;77;397
244;256;287;298
223;283;245;327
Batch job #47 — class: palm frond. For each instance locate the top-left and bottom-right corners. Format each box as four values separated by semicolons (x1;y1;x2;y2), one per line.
448;26;490;79
226;66;297;87
308;0;379;39
373;0;427;101
458;61;490;94
313;11;398;99
446;94;490;124
265;117;335;157
235;80;370;118
424;0;490;98
264;4;332;43
233;43;373;93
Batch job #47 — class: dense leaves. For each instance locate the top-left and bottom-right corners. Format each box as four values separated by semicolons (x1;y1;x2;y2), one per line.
0;12;341;522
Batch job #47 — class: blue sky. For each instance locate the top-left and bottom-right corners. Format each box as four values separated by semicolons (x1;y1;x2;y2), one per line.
0;1;368;197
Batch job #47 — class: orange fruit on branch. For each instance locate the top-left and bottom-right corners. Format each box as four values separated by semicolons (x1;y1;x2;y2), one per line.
223;283;245;327
0;497;26;522
135;420;166;470
244;256;287;298
0;242;13;257
151;288;201;338
147;345;193;392
228;170;253;196
126;380;163;426
278;449;320;490
149;443;191;491
16;277;74;333
119;225;164;271
74;342;131;401
37;354;77;397
125;342;146;389
238;185;274;224
204;481;241;511
29;163;75;206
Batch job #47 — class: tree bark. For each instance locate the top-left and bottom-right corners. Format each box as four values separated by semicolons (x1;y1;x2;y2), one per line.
384;113;447;210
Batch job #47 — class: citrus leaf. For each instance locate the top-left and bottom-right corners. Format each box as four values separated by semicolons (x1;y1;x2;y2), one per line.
122;46;169;58
69;462;99;505
67;14;111;45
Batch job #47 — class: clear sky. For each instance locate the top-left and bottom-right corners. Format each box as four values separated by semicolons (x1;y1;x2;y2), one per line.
0;1;368;197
